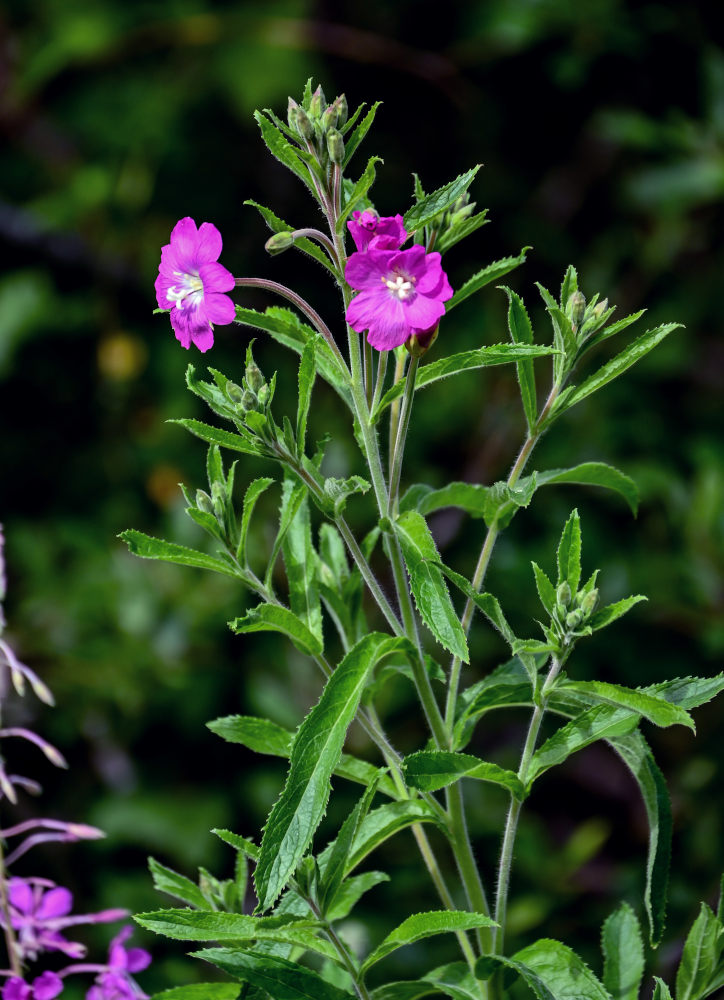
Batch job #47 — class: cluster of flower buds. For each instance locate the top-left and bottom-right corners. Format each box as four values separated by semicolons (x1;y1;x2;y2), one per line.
549;578;600;650
288;85;348;169
564;288;615;343
0;526;151;1000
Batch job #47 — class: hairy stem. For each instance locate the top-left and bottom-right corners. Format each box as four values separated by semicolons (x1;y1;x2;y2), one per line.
387;356;418;517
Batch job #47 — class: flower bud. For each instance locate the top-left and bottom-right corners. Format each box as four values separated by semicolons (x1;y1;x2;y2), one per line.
295;107;314;141
592;298;609;318
556;581;572;608
335;93;348;127
245;359;265;394
241;389;258;411
195;489;214;514
567;291;586;327
257;384;270;406
309;84;326;118
565;608;585;630
226;381;244;405
326;128;344;165
287;97;299;132
321;105;339;132
264;231;295;255
579;589;599;618
406;323;439;357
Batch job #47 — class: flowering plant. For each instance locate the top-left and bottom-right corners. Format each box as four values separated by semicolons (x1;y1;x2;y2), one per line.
125;82;724;1000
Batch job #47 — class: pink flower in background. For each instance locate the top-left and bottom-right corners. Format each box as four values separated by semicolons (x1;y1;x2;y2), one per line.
85;927;151;1000
345;244;453;351
2;972;63;1000
155;218;235;353
347;210;407;252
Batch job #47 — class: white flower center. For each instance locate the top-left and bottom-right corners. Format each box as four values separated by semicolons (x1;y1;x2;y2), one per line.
167;271;204;309
383;273;415;301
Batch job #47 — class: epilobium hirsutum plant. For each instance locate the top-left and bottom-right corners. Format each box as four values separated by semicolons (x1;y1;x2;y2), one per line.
125;81;724;1000
0;526;152;1000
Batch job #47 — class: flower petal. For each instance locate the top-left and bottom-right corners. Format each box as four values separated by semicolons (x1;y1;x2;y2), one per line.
190;324;215;353
199;261;235;294
8;879;34;914
345;248;394;290
37;887;73;920
403;294;446;330
203;292;235;325
168;218;199;272
125;947;152;973
194;222;222;265
32;972;63;1000
2;977;31;1000
170;310;193;349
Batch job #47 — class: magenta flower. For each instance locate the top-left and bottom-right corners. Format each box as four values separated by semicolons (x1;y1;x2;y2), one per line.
154;217;235;353
345;245;453;351
347;210;407;252
85;927;151;1000
2;972;63;1000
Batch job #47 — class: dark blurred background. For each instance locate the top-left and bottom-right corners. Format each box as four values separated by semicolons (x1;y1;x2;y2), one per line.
1;0;723;993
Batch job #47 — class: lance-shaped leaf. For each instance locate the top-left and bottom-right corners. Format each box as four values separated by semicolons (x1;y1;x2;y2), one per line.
119;531;240;579
476;938;612;1000
556;509;582;593
528;705;641;785
373;962;483;1000
372;344;554;421
254;112;318;199
553;322;682;416
318;778;380;914
281;490;323;648
134;909;305;941
244;199;338;277
341;800;444;874
229;604;323;658
641;673;724;710
498;285;537;432
393;511;468;662
266;477;306;590
196;949;354;1000
361;911;497;974
403;751;525;799
148;858;208;910
454;658;535;749
154;986;240;1000
342;101;381;167
609;731;671;945
536;462;639;516
172;417;266;458
437;563;517;650
296;338;316;458
325;871;390;923
587;595;648;631
338;156;383;229
676;903;724;1000
651;980;673;1000
447;250;530;312
601;903;645;1000
238;477;275;564
436;210;490;255
403;167;481;236
561;680;695;730
254;633;410;910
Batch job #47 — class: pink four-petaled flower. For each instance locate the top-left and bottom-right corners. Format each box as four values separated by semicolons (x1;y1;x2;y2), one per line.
155;217;235;353
2;972;63;1000
86;927;151;1000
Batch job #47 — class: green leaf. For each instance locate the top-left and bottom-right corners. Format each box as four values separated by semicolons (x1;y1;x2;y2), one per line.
436;211;490;255
148;858;208;910
560;265;578;305
556;509;582;594
536;462;639;516
447;250;531;312
454;658;535;749
403;751;525;799
119;530;239;579
531;563;557;616
651;979;673;1000
153;986;240;1000
318;779;380;914
338;156;383;229
361;911;497;974
266;477;306;590
676;903;724;1000
254;112;317;198
342;102;382;167
609;731;671;945
321;475;371;517
528;705;641;784
196;949;354;1000
403;167;481;236
238;478;275;564
212;829;259;860
372;344;554;421
254;634;410;910
588;596;648;631
641;674;724;710
135;909;302;941
373;962;482;1000
281;490;323;648
437;563;516;649
170;417;265;458
244;200;337;277
601;903;645;1000
581;310;647;357
229;604;323;657
393;511;468;662
477;938;612;1000
342;800;444;874
325;871;390;923
499;285;537;432
561;680;694;730
556;323;682;414
296;338;316;458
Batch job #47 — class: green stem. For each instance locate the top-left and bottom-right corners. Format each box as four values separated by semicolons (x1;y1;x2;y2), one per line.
371;350;388;414
388;352;408;480
387;356;418;517
363;338;375;409
307;898;371;1000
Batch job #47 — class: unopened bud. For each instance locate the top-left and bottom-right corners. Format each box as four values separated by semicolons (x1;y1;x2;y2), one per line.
195;489;214;514
295;107;314;141
246;361;265;394
321;105;339;132
567;291;586;327
592;298;609;318
226;381;244;405
241;389;258;411
309;84;326;118
335;94;348;127
556;582;572;608
566;608;585;630
264;231;295;255
579;589;599;617
287;97;299;131
257;384;270;406
406;323;439;358
326;128;344;165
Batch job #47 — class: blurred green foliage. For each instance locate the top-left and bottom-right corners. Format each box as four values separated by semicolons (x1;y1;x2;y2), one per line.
1;0;722;992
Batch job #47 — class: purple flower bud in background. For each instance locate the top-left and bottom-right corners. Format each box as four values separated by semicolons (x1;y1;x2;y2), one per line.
155;218;236;353
347;210;407;253
2;972;63;1000
85;927;151;1000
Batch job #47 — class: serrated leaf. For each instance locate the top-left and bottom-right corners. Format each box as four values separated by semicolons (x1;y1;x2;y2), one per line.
254;634;411;910
148;858;208;910
436;211;490;255
447;250;530;312
321;475;371;517
169;418;265;458
641;674;724;710
478;938;612;1000
325;871;390;923
676;903;724;1000
373;962;482;1000
588;595;648;631
229;604;323;657
338;156;383;229
560;265;578;305
266;476;306;591
393;511;468;661
499;285;537;432
342;800;444;874
651;979;673;1000
454;658;535;749
254;112;317;199
281;490;322;647
135;908;302;941
342;101;381;167
296;338;316;458
403;751;525;799
119;530;239;579
537;462;639;516
212;829;259;859
361;911;497;974
244;200;337;277
556;509;582;593
196;949;354;1000
528;705;641;784
238;477;275;564
556;323;682;414
580;309;646;356
609;731;671;945
372;344;554;421
601;903;644;1000
318;779;380;914
562;680;694;730
403;167;481;235
436;563;516;649
531;563;557;615
153;986;240;1000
